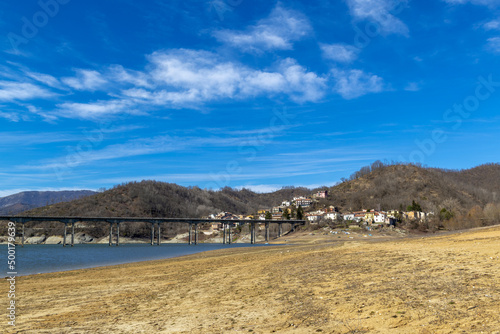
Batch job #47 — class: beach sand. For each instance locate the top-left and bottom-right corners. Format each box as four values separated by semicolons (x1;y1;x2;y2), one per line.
3;226;500;333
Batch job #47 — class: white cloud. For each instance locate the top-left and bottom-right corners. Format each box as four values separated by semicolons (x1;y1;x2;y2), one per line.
62;69;108;91
0;81;54;101
442;0;500;6
346;0;409;35
483;19;500;31
404;82;421;91
149;49;242;101
56;99;141;120
486;37;500;53
108;65;152;88
0;111;21;122
138;50;326;106
24;72;63;89
213;4;312;52
320;43;359;63
331;69;385;99
277;58;327;102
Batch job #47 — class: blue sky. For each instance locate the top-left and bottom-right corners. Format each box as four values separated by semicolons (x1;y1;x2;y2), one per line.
1;0;499;196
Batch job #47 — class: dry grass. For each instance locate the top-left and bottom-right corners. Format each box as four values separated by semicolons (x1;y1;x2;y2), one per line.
2;226;500;333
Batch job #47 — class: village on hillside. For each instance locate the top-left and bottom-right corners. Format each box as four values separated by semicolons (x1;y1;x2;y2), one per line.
205;190;434;232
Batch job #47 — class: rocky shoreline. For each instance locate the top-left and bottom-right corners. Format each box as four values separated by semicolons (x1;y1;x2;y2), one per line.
0;231;266;245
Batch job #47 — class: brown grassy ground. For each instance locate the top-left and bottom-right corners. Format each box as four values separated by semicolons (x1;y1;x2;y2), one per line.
3;226;500;333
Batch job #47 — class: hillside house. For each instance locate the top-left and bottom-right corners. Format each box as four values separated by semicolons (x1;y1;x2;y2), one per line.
306;213;324;222
325;212;341;220
353;213;365;223
294;197;313;207
373;212;386;224
314;190;328;198
343;213;355;221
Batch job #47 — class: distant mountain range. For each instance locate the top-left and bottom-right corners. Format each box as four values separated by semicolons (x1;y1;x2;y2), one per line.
0;190;97;215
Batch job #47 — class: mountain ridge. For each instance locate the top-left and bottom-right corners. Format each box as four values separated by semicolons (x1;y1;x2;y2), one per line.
0;190;97;215
21;162;500;218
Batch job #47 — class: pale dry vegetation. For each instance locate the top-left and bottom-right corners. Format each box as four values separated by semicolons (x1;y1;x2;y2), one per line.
5;225;500;333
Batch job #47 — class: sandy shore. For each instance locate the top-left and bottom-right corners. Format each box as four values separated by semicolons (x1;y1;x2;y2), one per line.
2;226;500;333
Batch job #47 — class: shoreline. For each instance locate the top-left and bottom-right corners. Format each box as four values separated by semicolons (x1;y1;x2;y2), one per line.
3;226;500;333
3;242;275;278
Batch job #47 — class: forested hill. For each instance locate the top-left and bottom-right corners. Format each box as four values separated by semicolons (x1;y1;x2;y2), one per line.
325;163;500;214
23;163;500;218
24;181;310;218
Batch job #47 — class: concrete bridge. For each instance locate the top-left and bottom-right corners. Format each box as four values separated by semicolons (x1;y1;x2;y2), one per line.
0;216;305;247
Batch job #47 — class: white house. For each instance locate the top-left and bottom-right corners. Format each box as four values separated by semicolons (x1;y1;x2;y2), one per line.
306;213;324;222
373;212;386;224
325;212;341;220
343;213;355;221
295;197;313;207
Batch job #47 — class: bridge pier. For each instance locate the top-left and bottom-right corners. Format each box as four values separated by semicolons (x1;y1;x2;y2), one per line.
188;223;192;245
250;223;255;244
22;223;25;247
116;223;120;246
228;224;232;244
151;223;154;245
63;223;67;247
265;222;269;242
157;223;161;245
222;223;226;244
109;223;113;246
278;223;282;238
194;224;198;245
71;222;75;247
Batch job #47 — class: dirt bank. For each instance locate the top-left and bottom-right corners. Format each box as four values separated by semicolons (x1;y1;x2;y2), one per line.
2;225;500;333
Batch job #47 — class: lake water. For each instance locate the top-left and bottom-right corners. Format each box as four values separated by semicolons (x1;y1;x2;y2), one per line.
2;243;267;277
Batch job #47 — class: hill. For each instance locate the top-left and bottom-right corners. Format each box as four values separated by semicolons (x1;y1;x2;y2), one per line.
24;181;310;218
0;190;97;215
23;163;500;219
326;162;500;214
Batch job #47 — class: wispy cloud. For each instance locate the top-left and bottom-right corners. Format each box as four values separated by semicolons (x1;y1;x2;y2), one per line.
320;43;359;63
22;134;268;170
404;82;422;92
331;69;385;99
56;99;142;120
486;37;500;53
0;81;54;102
442;0;500;6
0;132;80;147
61;69;108;91
483;19;500;31
212;4;312;53
24;72;64;89
346;0;409;35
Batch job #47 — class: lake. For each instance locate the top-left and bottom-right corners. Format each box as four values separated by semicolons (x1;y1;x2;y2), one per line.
2;243;267;276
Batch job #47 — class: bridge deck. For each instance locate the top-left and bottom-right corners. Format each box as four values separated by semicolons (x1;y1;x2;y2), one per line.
0;216;305;247
0;216;304;224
